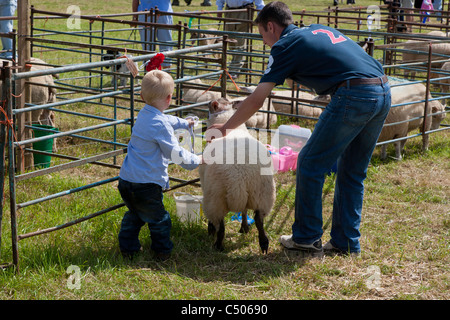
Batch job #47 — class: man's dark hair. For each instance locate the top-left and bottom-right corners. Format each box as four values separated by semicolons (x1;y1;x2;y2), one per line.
254;1;294;30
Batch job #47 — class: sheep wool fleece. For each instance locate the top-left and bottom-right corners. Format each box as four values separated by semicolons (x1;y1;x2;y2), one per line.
261;24;391;253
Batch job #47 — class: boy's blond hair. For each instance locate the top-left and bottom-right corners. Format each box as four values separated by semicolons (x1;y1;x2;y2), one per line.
141;70;175;105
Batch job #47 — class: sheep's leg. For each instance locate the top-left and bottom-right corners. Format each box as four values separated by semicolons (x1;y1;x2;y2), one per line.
254;210;269;254
208;221;216;236
239;210;250;234
394;142;403;160
120;76;127;87
421;133;429;152
380;145;387;160
214;220;225;251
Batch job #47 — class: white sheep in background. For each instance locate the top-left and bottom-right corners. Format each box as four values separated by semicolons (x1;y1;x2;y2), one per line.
239;85;322;120
189;29;221;59
199;98;276;253
0;58;56;128
378;79;447;160
190;29;220;46
229;96;277;128
401;31;450;80
270;89;325;118
181;79;277;128
101;50;138;87
438;61;450;105
182;78;225;105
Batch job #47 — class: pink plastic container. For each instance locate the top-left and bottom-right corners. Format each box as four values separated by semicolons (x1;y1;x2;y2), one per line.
267;145;299;172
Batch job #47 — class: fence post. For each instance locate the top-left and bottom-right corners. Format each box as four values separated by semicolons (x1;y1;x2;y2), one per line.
17;0;33;172
422;43;433;151
0;63;7;264
4;65;19;273
221;35;228;98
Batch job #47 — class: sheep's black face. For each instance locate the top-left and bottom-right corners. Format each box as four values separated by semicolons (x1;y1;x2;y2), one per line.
101;50;118;69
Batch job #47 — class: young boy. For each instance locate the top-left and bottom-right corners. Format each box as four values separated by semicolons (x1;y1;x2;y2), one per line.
118;70;201;261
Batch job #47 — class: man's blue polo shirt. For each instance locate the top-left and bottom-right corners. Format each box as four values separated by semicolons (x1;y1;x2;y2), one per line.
260;24;384;95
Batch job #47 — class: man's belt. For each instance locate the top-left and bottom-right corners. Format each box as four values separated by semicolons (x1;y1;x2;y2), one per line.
338;75;388;88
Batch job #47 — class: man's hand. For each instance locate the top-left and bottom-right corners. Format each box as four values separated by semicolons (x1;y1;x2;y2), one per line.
205;124;226;143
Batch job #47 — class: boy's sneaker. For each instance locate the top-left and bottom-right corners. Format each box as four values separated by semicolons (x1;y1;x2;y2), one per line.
154;252;171;262
279;235;323;257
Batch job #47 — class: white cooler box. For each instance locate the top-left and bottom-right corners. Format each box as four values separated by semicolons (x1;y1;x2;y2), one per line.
272;124;312;153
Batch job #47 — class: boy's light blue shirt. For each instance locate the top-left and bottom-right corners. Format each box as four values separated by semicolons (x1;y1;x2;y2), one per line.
119;104;200;189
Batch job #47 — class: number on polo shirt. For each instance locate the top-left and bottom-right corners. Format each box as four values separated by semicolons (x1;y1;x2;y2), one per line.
312;29;347;44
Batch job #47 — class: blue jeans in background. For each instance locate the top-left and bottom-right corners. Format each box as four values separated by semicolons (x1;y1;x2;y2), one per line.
0;0;17;59
293;79;391;253
138;13;173;68
118;178;173;255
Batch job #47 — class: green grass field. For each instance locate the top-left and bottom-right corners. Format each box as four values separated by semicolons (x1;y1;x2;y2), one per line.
0;0;448;301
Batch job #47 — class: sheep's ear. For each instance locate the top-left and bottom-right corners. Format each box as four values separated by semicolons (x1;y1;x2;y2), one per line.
210;100;219;112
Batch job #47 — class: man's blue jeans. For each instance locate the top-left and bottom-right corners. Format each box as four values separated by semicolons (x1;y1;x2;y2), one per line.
293;79;391;253
118;178;173;255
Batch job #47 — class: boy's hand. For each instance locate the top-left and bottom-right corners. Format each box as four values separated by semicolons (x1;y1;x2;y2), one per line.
198;155;205;165
187;118;195;127
185;116;198;128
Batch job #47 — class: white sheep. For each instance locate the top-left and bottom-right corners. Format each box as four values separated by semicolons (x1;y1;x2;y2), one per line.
199;98;276;253
378;79;447;160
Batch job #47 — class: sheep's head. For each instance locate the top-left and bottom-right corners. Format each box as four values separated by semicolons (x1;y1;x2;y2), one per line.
207;98;235;126
189;31;207;44
430;100;447;130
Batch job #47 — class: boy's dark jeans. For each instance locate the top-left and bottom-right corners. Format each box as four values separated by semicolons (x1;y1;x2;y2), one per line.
118;178;173;255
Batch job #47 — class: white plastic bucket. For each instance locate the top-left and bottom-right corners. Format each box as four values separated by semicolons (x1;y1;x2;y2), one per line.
272;124;312;152
173;192;203;223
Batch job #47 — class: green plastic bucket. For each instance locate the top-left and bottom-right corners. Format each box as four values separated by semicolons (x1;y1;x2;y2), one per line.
31;124;57;168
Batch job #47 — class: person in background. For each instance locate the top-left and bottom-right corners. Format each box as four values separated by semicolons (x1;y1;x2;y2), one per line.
333;0;356;4
132;0;173;68
207;2;391;257
400;0;415;32
421;0;434;23
433;0;443;22
216;0;265;79
0;0;17;59
172;0;195;6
